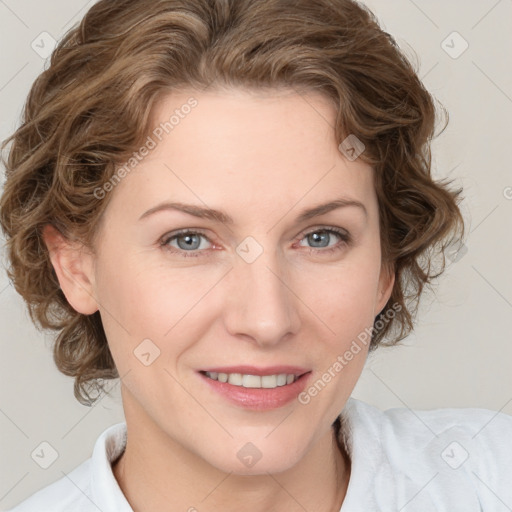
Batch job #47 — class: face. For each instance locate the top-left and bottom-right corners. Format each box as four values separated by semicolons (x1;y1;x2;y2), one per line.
56;87;394;474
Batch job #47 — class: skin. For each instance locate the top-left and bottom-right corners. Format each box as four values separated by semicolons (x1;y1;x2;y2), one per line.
43;87;394;512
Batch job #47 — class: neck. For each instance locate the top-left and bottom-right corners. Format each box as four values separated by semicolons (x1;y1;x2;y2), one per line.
113;390;350;512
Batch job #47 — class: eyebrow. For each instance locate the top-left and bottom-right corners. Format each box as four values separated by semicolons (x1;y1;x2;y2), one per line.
138;198;368;224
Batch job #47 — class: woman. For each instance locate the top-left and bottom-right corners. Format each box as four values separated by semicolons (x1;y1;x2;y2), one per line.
1;0;510;510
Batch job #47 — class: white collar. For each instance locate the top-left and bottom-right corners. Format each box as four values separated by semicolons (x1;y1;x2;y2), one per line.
87;398;435;511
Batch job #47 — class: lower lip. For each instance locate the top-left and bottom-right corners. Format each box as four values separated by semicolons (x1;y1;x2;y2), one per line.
198;372;312;411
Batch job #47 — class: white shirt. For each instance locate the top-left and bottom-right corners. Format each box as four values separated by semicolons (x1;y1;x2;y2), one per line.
7;397;512;511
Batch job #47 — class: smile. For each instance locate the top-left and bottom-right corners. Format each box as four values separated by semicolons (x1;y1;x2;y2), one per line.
203;371;298;389
198;366;312;410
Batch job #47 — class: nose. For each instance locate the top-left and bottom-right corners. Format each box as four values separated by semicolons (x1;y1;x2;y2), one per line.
223;247;301;348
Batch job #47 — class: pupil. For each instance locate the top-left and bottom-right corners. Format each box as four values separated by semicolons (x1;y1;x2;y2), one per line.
310;232;328;248
179;234;200;250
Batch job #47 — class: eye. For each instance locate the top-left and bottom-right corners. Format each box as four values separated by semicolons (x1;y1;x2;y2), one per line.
160;229;213;257
296;227;351;254
159;226;352;258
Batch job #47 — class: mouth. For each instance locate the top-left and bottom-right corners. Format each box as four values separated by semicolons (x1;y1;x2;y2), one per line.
197;366;312;410
200;370;306;389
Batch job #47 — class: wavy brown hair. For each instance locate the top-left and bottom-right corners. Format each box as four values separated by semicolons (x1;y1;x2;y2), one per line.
0;0;465;405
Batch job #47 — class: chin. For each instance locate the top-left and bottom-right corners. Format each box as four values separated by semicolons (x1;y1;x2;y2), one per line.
197;434;310;476
212;454;303;476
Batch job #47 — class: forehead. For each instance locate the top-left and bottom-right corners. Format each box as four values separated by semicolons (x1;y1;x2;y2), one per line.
106;88;376;223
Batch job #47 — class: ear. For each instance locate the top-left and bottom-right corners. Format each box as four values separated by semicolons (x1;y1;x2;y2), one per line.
375;260;395;316
42;224;99;315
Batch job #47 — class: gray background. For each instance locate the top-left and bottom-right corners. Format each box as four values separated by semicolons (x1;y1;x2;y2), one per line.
1;0;511;509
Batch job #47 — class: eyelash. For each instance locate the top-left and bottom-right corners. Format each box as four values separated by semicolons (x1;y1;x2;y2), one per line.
159;226;352;258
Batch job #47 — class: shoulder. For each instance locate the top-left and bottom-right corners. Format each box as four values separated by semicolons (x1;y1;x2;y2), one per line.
340;398;512;509
374;399;512;472
344;397;512;457
5;460;93;512
6;422;129;512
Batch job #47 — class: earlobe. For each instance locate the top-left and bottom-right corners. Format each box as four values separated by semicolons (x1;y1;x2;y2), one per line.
376;261;396;315
42;224;99;315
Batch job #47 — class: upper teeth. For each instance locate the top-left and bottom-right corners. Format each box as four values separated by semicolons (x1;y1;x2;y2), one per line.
205;372;297;389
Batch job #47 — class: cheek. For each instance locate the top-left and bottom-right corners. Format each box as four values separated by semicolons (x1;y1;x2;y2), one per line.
94;250;223;366
303;259;381;337
95;247;203;328
297;264;377;409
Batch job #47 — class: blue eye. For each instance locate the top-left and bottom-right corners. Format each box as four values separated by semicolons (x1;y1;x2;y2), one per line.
160;230;212;257
298;228;350;252
160;226;351;258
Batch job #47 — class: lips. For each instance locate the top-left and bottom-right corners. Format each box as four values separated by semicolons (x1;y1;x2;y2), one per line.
197;365;312;410
199;365;310;376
